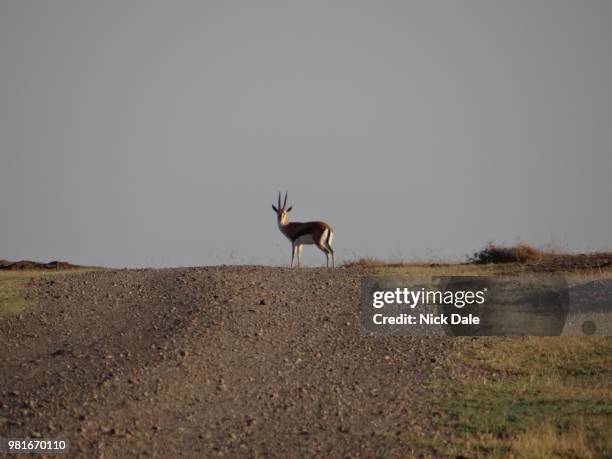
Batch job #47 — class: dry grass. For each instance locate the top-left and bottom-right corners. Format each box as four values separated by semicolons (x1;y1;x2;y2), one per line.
510;420;596;459
0;271;35;316
470;243;551;264
342;244;553;269
0;269;101;316
343;246;612;278
342;259;499;280
341;257;450;269
342;257;397;269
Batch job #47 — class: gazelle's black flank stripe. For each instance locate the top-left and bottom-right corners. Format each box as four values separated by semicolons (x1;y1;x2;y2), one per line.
290;222;326;242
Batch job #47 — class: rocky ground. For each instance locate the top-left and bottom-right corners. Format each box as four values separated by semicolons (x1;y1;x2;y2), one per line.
0;266;454;458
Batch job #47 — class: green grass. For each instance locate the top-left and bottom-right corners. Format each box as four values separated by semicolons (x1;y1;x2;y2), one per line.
0;268;101;317
411;337;612;458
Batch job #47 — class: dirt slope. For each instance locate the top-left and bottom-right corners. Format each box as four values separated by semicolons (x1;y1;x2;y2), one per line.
0;267;451;458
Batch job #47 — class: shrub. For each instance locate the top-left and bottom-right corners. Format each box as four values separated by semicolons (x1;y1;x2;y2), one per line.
471;243;547;264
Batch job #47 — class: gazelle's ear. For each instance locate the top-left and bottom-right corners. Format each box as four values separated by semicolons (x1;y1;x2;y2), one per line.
286;206;292;212
272;205;278;212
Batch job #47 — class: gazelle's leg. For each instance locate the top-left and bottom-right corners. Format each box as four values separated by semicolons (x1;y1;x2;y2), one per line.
317;230;336;268
323;229;335;268
316;240;331;268
291;244;297;268
325;244;335;268
297;245;303;268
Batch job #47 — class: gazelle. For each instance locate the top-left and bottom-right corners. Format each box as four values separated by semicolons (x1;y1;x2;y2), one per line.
272;192;335;268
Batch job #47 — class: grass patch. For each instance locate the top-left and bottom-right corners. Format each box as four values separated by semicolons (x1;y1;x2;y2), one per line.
340;258;547;277
343;248;612;277
342;257;504;276
341;257;390;269
0;268;101;317
342;257;468;270
470;243;550;264
413;337;612;458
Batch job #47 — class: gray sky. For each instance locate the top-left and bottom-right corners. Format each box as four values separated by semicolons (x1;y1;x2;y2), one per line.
1;1;611;268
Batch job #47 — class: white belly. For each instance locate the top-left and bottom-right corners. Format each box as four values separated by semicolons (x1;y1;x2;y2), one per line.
293;233;316;245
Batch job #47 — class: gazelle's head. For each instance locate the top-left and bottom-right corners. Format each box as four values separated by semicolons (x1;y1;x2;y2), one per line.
272;191;292;224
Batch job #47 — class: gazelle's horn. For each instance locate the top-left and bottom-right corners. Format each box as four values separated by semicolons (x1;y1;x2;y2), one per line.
278;192;281;210
283;191;288;209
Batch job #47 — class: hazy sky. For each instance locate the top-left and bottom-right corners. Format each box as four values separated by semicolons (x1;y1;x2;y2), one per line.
1;1;611;268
